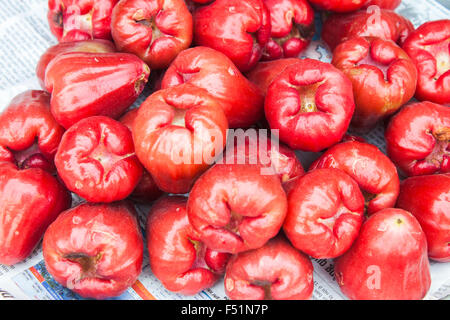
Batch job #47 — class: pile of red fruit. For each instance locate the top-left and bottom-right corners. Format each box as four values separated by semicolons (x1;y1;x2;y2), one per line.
0;0;449;300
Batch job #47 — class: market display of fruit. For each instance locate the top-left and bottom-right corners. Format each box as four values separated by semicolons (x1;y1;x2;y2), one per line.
0;0;449;301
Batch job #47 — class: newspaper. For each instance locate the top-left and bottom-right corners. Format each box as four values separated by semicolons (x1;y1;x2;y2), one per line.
0;0;449;300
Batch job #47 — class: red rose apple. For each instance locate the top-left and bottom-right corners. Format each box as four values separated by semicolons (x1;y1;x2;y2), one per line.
45;52;150;129
55;116;143;203
161;46;265;128
402;19;450;105
308;0;369;12
332;36;417;132
264;59;355;152
147;196;230;295
47;0;118;42
111;0;193;70
132;85;228;194
187;163;287;254
193;0;271;72
363;0;401;10
283;168;364;258
42;202;143;299
385;101;450;176
310;141;400;215
224;236;313;300
334;208;431;300
396;174;450;262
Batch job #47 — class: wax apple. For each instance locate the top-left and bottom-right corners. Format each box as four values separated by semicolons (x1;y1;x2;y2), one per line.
132;85;228;194
385;102;450;176
36;40;116;89
193;0;271;72
363;0;401;9
47;0;118;42
45;52;150;129
334;208;431;300
55;116;143;203
161;46;265;128
308;0;369;12
332;37;417;132
262;0;314;60
187;163;287;254
322;9;414;51
224;237;313;300
0;90;65;172
396;174;450;262
119;109;162;202
284;168;364;258
264;59;355;152
310;141;400;215
147;196;230;295
402;20;450;105
111;0;192;70
42;202;143;299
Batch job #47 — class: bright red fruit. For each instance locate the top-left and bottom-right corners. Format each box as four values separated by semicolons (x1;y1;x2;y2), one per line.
334;208;431;300
402;19;450;105
42;202;143;299
36;40;116;89
284;168;364;258
385;101;450;176
308;0;369;12
332;37;417;132
264;59;355;152
224;236;313;300
45;52;150;129
193;0;271;72
187;164;287;254
47;0;118;42
161;46;265;128
55;116;143;203
262;0;314;60
132;85;228;194
363;0;401;10
0;90;65;172
147;196;230;295
310;141;400;215
119;108;162;202
396;174;450;262
111;0;193;70
322;9;414;51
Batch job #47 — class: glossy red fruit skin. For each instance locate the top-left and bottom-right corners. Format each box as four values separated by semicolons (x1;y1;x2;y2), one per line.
0;90;65;172
310;141;400;215
221;129;304;184
187;163;287;254
224;236;313;300
42;202;143;299
402;20;450;105
284;168;364;259
193;0;271;72
332;37;417;132
36;40;116;89
0;161;71;266
262;0;314;61
264;59;355;152
308;0;369;12
161;46;265;128
334;208;431;300
396;174;450;262
147;196;230;295
363;0;401;10
385;102;450;177
119;109;162;202
111;0;193;70
322;9;414;51
247;58;302;96
45;52;150;129
55;116;143;203
47;0;118;42
133;85;228;194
